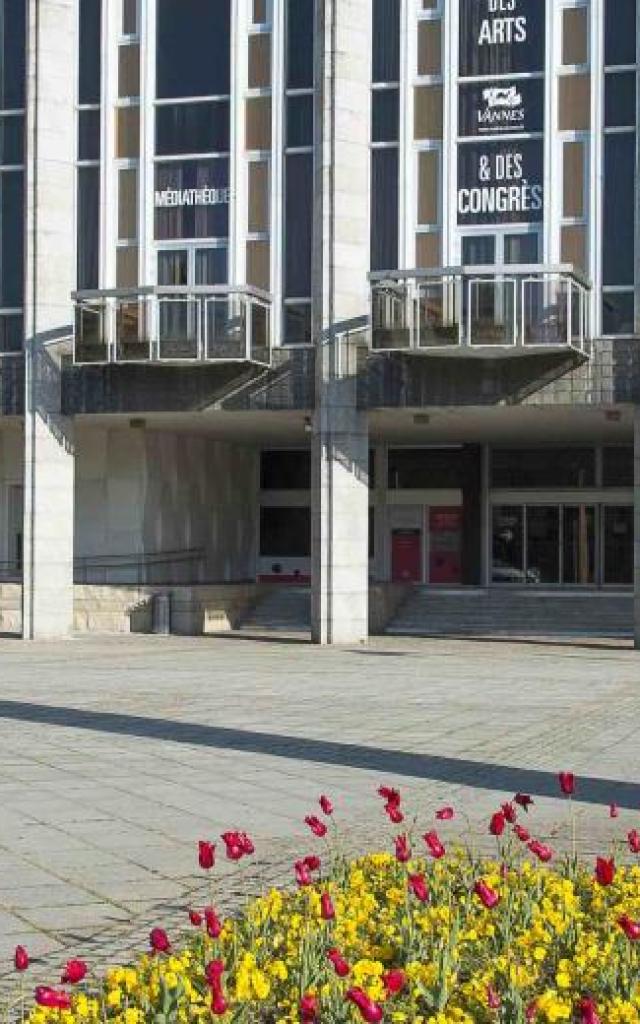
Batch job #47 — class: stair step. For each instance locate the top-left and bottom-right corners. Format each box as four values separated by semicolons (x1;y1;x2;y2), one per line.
240;587;311;633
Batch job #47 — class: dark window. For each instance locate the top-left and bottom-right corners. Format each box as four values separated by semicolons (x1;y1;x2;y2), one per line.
602;292;635;335
155;102;230;156
605;71;637;128
372;88;399;143
286;0;314;90
373;0;400;83
605;0;637;66
77;166;100;289
369;449;376;488
154;159;230;240
491;448;596;488
261;450;311;489
286;95;313;148
388;448;466;489
283;303;312;345
284;152;312;296
369;506;375;559
603;506;633;584
603;134;635;287
371;148;398;271
195;247;228;284
156;0;231;99
603;447;634;487
0;171;24;306
0;116;23;165
79;0;102;105
78;109;101;161
260;506;311;557
0;313;22;353
0;0;26;109
122;0;137;34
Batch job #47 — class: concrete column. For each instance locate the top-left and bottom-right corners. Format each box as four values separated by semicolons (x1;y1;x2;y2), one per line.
22;0;76;638
310;0;371;644
630;403;634;643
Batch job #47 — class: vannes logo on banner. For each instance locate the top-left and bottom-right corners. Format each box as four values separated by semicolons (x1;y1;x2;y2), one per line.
459;78;544;136
457;140;543;225
459;0;545;77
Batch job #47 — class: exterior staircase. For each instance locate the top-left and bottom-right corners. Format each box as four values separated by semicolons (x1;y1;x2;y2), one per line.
385;588;633;638
239;586;311;634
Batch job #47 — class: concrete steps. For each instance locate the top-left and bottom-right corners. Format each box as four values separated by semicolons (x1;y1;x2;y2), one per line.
239;587;312;634
386;588;633;638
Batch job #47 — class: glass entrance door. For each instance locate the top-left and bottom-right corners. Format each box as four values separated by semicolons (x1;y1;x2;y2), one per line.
492;503;596;586
462;230;541;346
157;246;227;358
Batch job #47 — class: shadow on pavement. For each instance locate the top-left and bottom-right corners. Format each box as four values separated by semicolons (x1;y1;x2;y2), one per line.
0;699;636;808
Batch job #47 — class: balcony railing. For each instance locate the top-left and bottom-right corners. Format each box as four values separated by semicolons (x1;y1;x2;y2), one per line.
73;286;272;366
370;265;591;357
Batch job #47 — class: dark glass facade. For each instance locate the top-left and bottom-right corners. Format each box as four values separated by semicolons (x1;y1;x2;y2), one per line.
0;0;26;352
370;0;400;272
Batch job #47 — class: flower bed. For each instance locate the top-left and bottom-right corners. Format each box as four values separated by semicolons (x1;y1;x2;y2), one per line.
10;777;640;1024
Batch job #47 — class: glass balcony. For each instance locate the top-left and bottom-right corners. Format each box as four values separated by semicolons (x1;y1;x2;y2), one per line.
370;265;591;358
73;286;272;366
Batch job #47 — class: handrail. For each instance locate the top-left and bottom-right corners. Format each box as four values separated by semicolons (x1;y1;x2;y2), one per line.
369;263;592;290
73;284;273;303
74;548;206;586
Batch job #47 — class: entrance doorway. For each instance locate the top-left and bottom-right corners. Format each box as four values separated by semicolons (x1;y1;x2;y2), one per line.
391;529;422;583
461;230;541;345
428;507;463;584
492;504;599;586
157;246;227;358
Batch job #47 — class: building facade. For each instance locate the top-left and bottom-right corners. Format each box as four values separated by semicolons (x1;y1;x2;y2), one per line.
0;0;639;643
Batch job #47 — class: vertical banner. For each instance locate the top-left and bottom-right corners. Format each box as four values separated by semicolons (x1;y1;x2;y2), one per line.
459;0;546;77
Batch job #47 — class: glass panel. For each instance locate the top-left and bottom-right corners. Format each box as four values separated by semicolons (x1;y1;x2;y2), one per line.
492;449;596;488
0;171;23;306
261;451;311;489
388;449;465;489
284;153;312;295
116;106;140;158
562;506;595;585
77;167;99;290
372;89;399;143
245;96;272;150
417;19;441;76
468;279;515;345
492;506;525;584
158;298;198;358
558;74;591;132
155;102;230;156
156;0;231;99
0;313;23;354
154;159;230;240
523;278;569;346
251;301;269;361
562;7;588;65
246;239;270;290
603;447;634;487
563;141;584;218
286;95;313;148
371;282;410;349
119;44;140;98
504;233;538;264
603;135;635;287
158;249;188;286
283;303;311;345
603;506;633;585
417;279;460;348
605;0;636;66
414;85;443;139
79;0;102;105
248;33;271;89
372;0;400;83
605;71;637;128
370;148;398;271
118;168;138;240
116;246;138;287
195;247;227;284
253;0;268;25
526;506;560;584
122;0;138;35
260;507;311;557
287;0;314;89
248;160;269;232
462;235;495;266
0;115;24;165
602;291;635;335
78;109;100;161
416;232;440;268
417;150;438;225
206;295;246;359
75;302;106;362
116;299;149;362
0;0;26;108
561;226;586;274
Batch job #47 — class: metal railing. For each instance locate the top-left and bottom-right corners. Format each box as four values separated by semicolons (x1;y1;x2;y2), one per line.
73;286;272;366
370;265;591;355
74;548;206;586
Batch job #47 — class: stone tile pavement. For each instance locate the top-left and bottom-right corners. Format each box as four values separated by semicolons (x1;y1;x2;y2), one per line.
0;632;638;990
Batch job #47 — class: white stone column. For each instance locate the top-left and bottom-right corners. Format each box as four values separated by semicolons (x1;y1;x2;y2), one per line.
630;407;634;647
310;0;371;645
22;0;76;638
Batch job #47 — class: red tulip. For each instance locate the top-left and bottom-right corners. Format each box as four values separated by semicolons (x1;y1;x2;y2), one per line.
501;802;517;824
628;829;640;854
528;839;554;863
618;914;640;941
346;987;384;1023
319;795;333;816
514;825;530;843
559;771;575;796
385;802;404;824
300;994;319;1022
526;1001;538;1021
304;854;321;871
435;806;455;820
383;969;406;995
204;906;222;939
327;948;350;977
578;997;601;1024
609;803;619;819
61;960;87;985
205;960;225;986
408;872;429;903
423;830;446;859
188;909;203;927
305;815;328;838
394;834;411;863
515;793;534;811
295;860;313;886
487;985;501;1009
474;879;500;909
35;987;72;1010
210;993;227;1016
150;927;170;953
198;841;215;870
14;946;29;972
595;856;616;886
490;811;506;837
320;892;335;920
221;830;254;860
378;785;401;809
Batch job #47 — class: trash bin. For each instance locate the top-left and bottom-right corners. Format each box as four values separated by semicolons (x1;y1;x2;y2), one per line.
152;592;171;635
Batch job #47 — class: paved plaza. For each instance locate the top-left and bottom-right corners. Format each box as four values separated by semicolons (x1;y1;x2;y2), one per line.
0;633;638;987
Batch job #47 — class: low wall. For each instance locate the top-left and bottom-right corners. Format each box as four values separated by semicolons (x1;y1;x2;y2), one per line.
0;584;22;634
73;584;261;635
368;583;412;634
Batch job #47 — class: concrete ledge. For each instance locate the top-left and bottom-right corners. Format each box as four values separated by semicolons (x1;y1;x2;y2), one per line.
73;584;262;635
0;584;22;634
